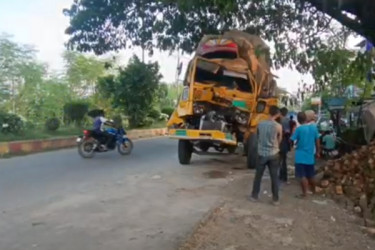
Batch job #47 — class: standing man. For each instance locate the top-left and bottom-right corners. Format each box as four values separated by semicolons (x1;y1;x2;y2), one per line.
279;107;291;184
250;106;282;205
305;110;317;125
291;112;321;198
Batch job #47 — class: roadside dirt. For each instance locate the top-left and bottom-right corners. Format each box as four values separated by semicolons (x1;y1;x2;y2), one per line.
180;164;375;250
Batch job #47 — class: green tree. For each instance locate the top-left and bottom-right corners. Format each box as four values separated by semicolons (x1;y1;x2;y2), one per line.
306;29;373;98
98;55;162;127
63;101;89;126
0;34;38;113
16;62;46;121
16;74;72;124
64;0;340;73
63;51;106;96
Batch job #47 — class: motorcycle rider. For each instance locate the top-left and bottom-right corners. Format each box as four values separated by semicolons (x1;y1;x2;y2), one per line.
93;110;114;150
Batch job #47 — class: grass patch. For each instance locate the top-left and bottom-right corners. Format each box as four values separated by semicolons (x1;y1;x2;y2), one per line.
135;120;167;130
0;126;83;142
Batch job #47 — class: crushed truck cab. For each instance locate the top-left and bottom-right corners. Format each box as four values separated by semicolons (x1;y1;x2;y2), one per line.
167;31;278;167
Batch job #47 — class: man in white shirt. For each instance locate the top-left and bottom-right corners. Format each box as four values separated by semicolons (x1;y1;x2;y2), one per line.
93;111;113;150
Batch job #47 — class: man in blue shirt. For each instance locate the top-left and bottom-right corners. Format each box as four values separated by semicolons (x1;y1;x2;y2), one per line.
291;111;321;198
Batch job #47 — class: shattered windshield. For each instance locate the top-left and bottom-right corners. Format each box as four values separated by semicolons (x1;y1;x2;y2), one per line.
194;60;252;93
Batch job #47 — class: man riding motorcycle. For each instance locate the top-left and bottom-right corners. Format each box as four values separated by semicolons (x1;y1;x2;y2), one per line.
92;110;114;151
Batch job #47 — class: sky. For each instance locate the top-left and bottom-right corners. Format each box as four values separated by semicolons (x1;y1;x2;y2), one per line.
0;0;362;94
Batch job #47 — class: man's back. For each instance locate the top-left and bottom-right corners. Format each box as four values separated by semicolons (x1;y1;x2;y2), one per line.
291;124;319;165
257;120;281;157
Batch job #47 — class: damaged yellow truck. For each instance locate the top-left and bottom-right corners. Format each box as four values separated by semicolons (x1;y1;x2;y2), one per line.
167;31;278;168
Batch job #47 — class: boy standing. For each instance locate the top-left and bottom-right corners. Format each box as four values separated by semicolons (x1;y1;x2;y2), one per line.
291;112;321;197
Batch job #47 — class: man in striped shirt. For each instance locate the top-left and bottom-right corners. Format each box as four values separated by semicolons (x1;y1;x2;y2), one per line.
250;106;282;205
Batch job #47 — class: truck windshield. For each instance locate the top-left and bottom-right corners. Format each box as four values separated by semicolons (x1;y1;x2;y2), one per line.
194;61;252;93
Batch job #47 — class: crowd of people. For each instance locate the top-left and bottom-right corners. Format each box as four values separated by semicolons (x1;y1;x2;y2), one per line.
250;106;325;205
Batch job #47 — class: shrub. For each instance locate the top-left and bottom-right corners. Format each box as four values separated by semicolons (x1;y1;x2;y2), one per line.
63;101;89;126
0;112;24;134
159;113;169;121
148;108;161;120
25;121;35;130
112;115;123;127
137;117;154;128
161;107;174;117
144;117;154;127
45;118;60;131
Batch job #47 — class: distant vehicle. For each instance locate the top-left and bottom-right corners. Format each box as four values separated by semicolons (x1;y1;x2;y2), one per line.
77;126;133;158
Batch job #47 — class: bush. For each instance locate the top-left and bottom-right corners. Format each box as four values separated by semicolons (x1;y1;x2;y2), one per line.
138;117;154;127
25;121;35;130
159;113;169;121
148;108;161;120
112;115;123;127
63;101;89;126
0;112;24;134
45;118;60;131
161;107;174;117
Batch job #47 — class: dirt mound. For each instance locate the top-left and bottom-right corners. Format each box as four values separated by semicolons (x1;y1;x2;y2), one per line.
317;141;375;220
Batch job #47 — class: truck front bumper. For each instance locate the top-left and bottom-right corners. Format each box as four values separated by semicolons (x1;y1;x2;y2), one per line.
167;129;237;145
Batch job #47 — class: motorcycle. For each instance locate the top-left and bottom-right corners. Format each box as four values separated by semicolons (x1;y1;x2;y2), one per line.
77;126;133;158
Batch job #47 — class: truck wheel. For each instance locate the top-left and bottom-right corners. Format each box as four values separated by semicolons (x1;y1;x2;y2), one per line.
178;140;193;165
246;133;258;169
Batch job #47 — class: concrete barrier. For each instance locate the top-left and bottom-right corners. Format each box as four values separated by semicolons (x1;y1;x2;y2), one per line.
0;128;167;158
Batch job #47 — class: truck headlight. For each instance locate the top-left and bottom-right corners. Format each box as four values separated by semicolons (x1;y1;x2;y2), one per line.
235;111;249;125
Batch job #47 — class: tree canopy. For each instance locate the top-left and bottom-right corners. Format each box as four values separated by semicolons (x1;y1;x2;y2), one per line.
0;34;44;113
306;0;375;44
63;50;106;96
0;35;101;126
97;55;162;127
64;0;341;73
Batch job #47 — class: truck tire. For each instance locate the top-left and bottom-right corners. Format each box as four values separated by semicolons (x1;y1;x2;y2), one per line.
178;140;193;165
246;133;258;169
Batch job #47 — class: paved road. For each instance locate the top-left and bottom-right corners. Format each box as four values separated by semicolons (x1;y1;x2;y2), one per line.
0;137;245;250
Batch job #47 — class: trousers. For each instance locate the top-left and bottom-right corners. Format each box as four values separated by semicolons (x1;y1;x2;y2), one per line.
251;154;280;202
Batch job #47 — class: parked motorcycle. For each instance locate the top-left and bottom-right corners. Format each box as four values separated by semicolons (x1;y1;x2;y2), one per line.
77;126;133;158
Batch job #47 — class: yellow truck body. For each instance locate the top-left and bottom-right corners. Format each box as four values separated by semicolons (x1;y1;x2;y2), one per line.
167;31;278;167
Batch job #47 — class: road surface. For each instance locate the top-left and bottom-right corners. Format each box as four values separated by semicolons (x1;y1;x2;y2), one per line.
0;137;246;250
